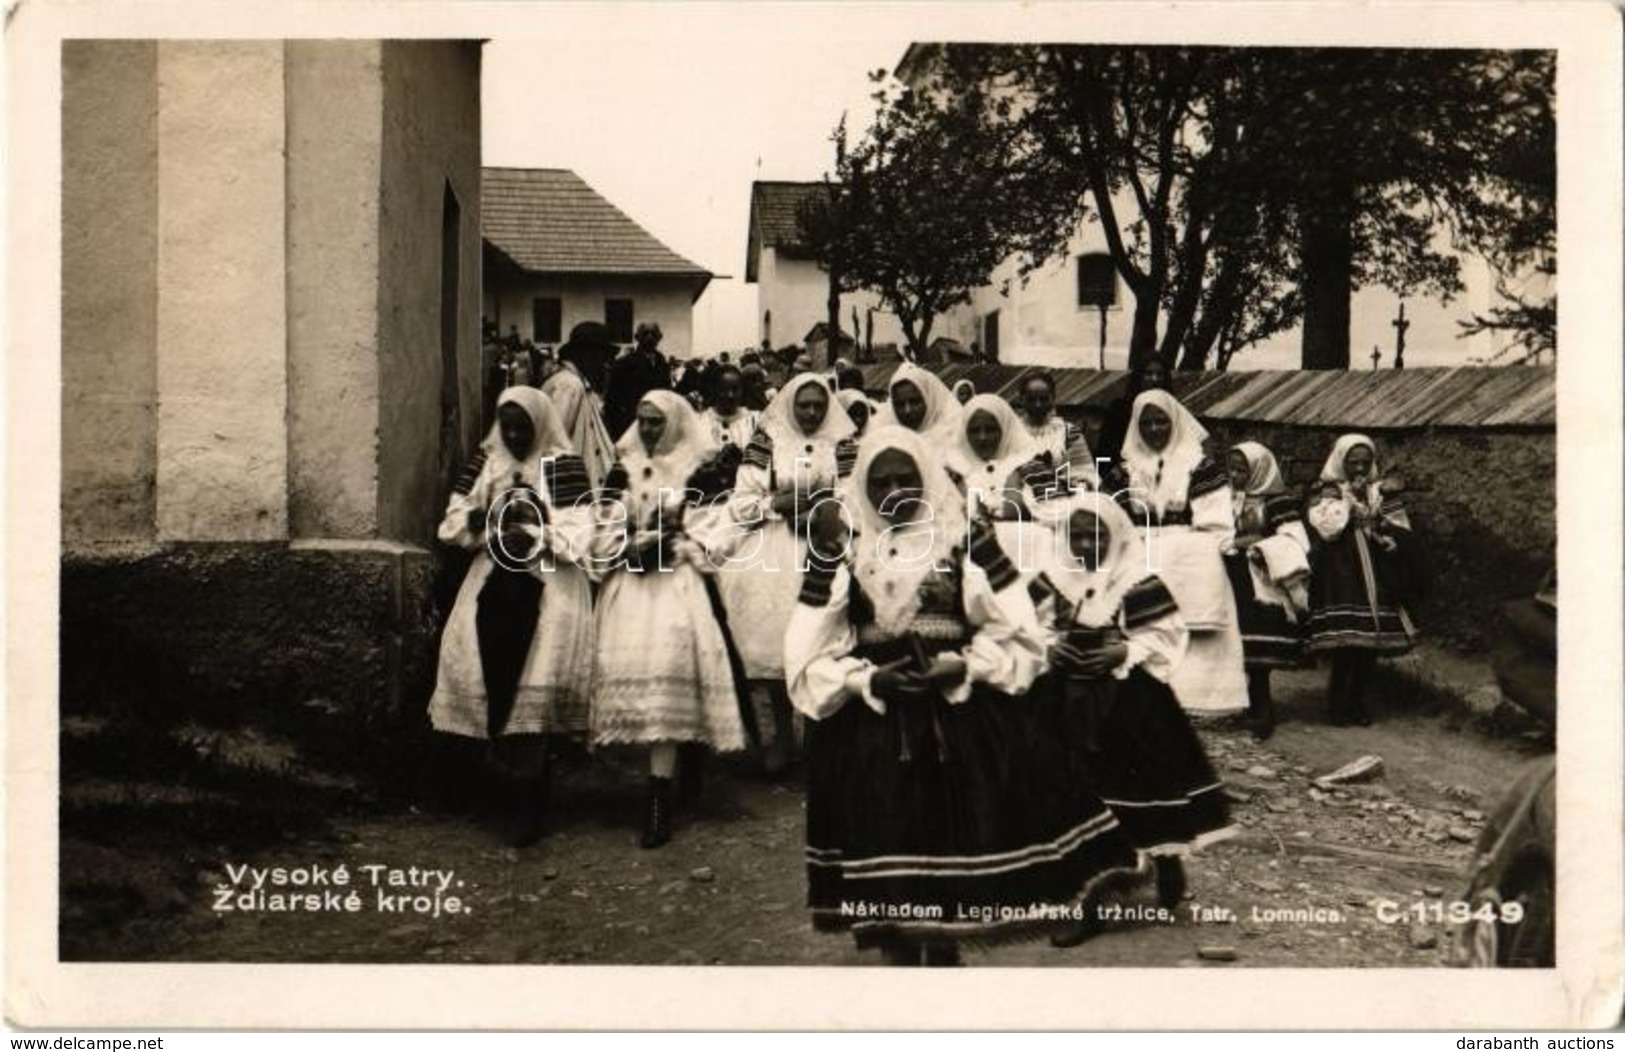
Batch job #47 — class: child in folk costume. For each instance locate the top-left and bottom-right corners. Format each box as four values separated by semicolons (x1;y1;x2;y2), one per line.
1025;490;1236;942
1305;434;1419;726
1224;442;1313;740
717;372;858;775
1017;370;1102;491
1114;390;1248;716
837;388;877;438
429;388;597;846
872;361;963;444
786;425;1139;966
590;391;749;848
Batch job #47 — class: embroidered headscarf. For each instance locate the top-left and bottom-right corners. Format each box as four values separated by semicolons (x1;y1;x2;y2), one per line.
845;424;969;635
1231;441;1287;497
948;393;1043;485
1120;389;1210;515
1032;489;1154;629
874;361;963;442
482;386;575;490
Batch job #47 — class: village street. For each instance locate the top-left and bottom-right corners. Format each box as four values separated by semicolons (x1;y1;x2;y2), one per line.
102;666;1547;969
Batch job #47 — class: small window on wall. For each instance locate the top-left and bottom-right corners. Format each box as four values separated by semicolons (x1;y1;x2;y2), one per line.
605;299;635;343
1077;253;1117;308
533;298;562;344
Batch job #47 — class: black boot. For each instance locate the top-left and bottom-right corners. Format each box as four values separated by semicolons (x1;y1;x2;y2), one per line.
1153;856;1187;909
1326;655;1353;726
1247;671;1277;741
640;776;674;849
677;744;707;809
1346;655;1375;726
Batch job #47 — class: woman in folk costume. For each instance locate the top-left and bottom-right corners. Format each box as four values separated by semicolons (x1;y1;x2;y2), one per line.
1223;442;1313;740
946;393;1052;523
1017;370;1102;491
1304;434;1419;726
429;388;597;846
837;388;877;438
786;425;1139;966
872;361;963;444
1023;490;1236;939
1114;389;1248;716
590;390;749;848
717;372;858;774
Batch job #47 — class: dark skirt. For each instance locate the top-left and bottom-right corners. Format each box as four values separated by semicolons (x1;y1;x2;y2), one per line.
1037;668;1235;856
803;673;1139;949
1223;551;1308;669
1307;529;1417;654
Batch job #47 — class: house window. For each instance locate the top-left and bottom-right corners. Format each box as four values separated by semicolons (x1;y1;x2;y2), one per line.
605;299;635;343
1077;253;1117;308
532;298;562;344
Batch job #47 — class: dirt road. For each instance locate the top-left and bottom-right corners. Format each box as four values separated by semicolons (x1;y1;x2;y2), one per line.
70;668;1548;967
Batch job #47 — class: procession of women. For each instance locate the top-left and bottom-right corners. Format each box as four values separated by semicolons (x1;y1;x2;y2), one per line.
427;351;1423;967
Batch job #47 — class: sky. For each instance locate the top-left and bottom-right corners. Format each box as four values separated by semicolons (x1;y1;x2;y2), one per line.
480;20;1545;370
482;31;907;353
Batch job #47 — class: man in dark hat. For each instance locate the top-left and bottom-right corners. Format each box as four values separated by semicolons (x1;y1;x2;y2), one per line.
604;321;672;437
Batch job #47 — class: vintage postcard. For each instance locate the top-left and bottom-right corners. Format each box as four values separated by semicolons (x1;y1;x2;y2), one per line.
7;0;1622;1031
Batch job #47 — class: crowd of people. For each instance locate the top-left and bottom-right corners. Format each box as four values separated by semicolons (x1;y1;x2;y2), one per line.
438;331;1424;965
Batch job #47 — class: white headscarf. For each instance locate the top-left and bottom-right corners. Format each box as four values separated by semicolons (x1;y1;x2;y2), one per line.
757;371;855;456
845;424;968;635
947;393;1043;491
613;389;720;507
1032;489;1154;628
1231;441;1287;497
1319;433;1405;527
874;361;963;443
483;386;574;489
1120;389;1210;515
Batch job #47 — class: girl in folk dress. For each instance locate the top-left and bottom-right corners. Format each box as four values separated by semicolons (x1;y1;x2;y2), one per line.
786;425;1139;965
429;388;597;845
1224;442;1313;740
946;393;1048;522
590;391;748;848
1305;434;1419;726
717;372;858;774
1024;490;1236;937
838;388;877;438
872;361;963;444
1016;370;1101;491
1115;389;1249;716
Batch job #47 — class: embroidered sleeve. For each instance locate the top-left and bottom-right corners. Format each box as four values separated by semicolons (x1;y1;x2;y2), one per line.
834;437;859;480
545;454;593;508
957;557;1047;699
438;450;492;550
784;566;882;720
1188;457;1230;500
966;519;1020;592
1117;575;1189;683
740;430;775;472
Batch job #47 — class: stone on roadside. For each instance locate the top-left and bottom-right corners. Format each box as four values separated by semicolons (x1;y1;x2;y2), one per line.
1463;810;1485;822
1246;765;1278;780
1409;924;1438;950
542;867;560;881
1223;786;1253;805
690;866;716;883
1447;825;1476;843
1197;945;1238;962
1424;885;1445;897
1313;755;1385;789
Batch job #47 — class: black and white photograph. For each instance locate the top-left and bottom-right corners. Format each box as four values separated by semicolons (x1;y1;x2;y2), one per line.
9;0;1622;1031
